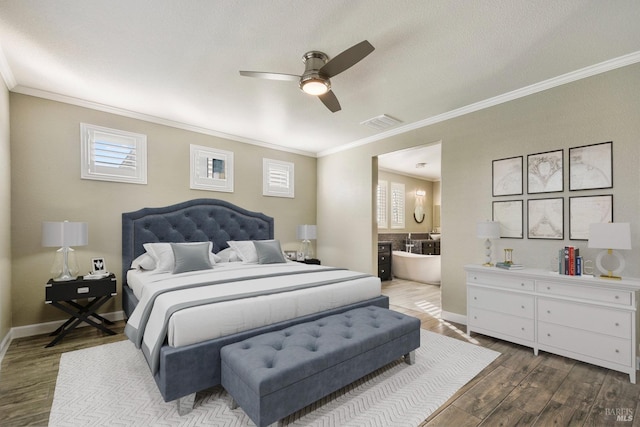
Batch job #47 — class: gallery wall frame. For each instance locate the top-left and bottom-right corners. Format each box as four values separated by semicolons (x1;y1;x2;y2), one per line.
569;141;613;191
492;156;523;197
527;197;564;240
492;200;523;238
527;149;563;194
190;144;234;193
568;194;613;240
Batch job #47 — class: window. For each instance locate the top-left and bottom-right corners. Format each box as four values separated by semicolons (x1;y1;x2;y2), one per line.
80;123;147;184
391;182;405;229
263;158;294;198
377;180;388;228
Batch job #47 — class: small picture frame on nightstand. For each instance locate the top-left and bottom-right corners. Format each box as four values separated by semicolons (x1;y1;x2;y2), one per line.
91;257;106;274
284;251;297;261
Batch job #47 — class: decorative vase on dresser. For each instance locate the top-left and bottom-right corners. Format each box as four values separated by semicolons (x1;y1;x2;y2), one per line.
465;264;640;383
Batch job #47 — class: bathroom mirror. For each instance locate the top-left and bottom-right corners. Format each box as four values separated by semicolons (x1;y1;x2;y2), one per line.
414;205;425;223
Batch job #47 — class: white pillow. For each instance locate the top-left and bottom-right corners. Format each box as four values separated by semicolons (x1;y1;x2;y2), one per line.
130;253;156;270
216;247;241;263
226;240;259;263
143;242;216;272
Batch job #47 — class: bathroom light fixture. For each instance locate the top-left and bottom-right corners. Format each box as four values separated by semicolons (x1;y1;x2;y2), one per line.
296;224;317;260
42;221;88;281
588;222;631;279
476;221;501;267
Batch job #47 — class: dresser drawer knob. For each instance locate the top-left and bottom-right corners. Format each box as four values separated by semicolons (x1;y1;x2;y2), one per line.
521;327;525;331
615;322;619;327
547;286;551;290
615;349;620;353
521;305;525;309
474;316;477;320
521;283;525;287
547;333;551;337
615;295;619;299
473;276;477;280
474;296;477;300
547;310;551;314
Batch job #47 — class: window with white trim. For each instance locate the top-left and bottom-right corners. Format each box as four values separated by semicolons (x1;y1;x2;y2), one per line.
263;158;294;198
377;180;388;228
391;182;405;229
80;123;147;184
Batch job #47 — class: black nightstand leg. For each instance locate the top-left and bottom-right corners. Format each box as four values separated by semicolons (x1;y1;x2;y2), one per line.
67;299;115;325
45;296;116;347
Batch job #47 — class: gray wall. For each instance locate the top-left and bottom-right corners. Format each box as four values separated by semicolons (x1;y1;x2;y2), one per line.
318;63;640;317
9;94;317;327
0;81;10;343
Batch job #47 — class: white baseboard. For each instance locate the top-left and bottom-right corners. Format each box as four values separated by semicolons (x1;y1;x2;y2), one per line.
10;310;125;340
1;310;125;372
440;310;466;325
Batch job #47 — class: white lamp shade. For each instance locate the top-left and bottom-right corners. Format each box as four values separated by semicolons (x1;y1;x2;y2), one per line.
297;224;317;240
588;223;631;250
476;221;501;239
42;221;88;247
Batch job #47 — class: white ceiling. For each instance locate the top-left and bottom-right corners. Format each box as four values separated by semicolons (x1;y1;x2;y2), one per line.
1;1;640;179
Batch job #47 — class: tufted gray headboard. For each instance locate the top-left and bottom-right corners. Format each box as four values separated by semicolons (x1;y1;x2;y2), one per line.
121;198;274;286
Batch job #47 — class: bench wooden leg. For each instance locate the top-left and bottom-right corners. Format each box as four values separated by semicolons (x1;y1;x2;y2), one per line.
176;392;196;415
404;350;415;365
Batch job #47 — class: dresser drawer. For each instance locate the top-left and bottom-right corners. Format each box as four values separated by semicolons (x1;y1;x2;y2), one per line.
378;243;391;254
538;321;632;366
467;272;534;291
378;253;390;263
538;298;631;338
537;281;632;306
468;307;534;341
469;286;534;319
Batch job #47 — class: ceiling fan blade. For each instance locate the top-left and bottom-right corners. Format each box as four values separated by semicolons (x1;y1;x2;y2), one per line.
239;71;300;82
319;40;375;78
318;90;341;112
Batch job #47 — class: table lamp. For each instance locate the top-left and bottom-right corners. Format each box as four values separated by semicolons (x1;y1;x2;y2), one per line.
476;220;501;267
42;221;88;281
296;224;316;260
588;222;631;279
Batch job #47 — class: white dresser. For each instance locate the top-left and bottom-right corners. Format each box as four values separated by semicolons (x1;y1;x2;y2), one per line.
465;264;640;383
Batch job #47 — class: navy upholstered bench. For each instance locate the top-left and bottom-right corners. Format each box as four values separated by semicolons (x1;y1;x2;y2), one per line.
220;305;421;427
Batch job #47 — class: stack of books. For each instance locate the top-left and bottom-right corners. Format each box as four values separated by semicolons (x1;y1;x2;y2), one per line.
559;246;582;275
496;262;524;270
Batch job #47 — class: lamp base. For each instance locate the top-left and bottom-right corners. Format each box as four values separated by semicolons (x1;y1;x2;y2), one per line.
53;273;78;282
482;262;494;267
599;273;622;280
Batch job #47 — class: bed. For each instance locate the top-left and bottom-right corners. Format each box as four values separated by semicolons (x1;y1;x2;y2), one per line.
121;198;389;411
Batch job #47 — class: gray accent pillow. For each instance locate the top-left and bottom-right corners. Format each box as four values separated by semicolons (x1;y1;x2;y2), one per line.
171;242;213;274
254;240;286;264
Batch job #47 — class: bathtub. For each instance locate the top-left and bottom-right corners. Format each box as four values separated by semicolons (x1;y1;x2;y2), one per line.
392;250;441;285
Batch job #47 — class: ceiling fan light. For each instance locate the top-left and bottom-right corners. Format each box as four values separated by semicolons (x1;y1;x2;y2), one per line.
301;79;329;95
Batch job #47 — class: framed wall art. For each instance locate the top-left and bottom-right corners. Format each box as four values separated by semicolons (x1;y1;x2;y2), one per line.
527;149;563;194
492;200;523;238
569;141;612;191
492;156;523;196
527;197;564;240
190;144;234;193
569;194;613;240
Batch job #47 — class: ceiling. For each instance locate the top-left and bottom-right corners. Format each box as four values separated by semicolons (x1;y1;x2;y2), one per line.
1;1;640;178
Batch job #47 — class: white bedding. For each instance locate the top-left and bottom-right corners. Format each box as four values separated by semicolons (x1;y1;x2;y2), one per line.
126;262;381;349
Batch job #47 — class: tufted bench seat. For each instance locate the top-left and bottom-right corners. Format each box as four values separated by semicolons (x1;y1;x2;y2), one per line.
220;305;421;427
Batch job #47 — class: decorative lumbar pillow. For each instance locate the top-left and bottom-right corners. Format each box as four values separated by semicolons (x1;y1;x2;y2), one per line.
144;242;215;272
170;242;213;274
226;240;259;263
254;240;287;264
130;253;156;270
216;247;241;263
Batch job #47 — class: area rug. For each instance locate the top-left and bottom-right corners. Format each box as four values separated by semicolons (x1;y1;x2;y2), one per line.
49;330;499;426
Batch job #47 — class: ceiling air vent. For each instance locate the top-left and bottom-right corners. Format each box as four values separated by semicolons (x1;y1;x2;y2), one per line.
360;114;402;130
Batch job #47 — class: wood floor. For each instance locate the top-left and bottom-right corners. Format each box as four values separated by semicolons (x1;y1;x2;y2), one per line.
0;279;638;426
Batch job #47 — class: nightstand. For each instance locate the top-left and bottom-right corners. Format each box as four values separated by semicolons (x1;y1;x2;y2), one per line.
44;274;117;347
297;258;321;265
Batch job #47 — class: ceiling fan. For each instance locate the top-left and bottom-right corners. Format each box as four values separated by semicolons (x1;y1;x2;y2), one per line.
239;40;374;113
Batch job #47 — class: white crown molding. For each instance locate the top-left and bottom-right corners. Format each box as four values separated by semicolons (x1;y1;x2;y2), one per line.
318;51;640;158
10;85;317;158
0;42;17;90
